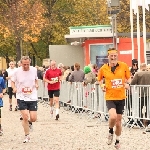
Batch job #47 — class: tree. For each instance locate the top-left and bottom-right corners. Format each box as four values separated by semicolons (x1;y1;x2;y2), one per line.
0;0;46;62
42;0;110;45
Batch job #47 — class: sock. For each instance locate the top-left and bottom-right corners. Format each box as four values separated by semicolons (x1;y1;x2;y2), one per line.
50;106;53;111
109;127;113;134
28;120;32;125
25;134;29;136
56;108;59;115
115;136;120;144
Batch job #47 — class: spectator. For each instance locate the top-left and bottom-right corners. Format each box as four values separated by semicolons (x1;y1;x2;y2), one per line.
83;66;96;85
68;63;84;82
131;63;150;129
66;65;74;81
130;59;138;76
35;66;43;80
62;66;70;81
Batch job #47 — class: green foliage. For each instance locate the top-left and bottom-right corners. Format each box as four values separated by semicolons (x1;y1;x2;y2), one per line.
0;0;149;66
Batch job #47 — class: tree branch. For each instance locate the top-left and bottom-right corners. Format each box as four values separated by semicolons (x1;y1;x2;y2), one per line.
30;42;42;61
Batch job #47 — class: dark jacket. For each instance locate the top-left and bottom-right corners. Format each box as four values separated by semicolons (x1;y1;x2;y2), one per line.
131;71;150;97
37;70;43;80
68;70;85;82
84;72;96;85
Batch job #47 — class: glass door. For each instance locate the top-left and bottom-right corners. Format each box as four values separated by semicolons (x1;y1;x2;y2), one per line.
90;44;113;68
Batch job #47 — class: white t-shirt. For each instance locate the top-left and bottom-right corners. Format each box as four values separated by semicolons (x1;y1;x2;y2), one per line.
11;66;38;101
6;68;17;87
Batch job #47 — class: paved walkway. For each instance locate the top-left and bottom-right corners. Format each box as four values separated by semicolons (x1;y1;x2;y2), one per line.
0;95;150;150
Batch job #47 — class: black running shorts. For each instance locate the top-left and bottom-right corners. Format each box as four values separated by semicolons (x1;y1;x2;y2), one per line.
106;99;125;114
48;90;60;98
8;87;16;99
18;99;37;111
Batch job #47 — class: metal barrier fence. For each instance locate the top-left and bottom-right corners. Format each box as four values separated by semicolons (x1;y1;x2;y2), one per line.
38;80;150;130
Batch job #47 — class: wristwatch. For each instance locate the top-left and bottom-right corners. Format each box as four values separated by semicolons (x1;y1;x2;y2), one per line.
126;82;130;85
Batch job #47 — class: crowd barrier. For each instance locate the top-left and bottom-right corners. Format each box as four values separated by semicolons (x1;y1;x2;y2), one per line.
37;80;150;129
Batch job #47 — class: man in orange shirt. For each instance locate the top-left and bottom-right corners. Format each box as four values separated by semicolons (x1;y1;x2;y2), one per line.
98;48;131;149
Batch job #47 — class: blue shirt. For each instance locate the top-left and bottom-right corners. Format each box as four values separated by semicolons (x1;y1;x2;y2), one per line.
0;77;6;107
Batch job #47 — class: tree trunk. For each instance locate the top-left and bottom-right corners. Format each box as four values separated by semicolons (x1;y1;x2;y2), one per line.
6;55;10;68
16;40;21;62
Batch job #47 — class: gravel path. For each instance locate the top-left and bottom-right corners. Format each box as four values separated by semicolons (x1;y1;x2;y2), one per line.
0;95;150;150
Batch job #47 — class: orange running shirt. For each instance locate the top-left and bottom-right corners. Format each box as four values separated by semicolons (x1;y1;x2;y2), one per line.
98;61;130;100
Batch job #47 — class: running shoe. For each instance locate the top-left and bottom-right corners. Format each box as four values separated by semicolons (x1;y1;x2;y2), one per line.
23;135;30;143
15;106;18;111
107;133;113;145
50;110;53;118
9;105;12;111
0;129;3;136
55;114;59;120
29;123;33;132
114;143;120;149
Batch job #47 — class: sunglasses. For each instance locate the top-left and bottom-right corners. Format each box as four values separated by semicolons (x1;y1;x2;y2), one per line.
133;63;138;66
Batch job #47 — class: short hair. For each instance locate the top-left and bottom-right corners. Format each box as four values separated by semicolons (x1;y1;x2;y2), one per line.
74;63;80;70
107;48;118;55
140;63;146;68
9;61;15;65
58;63;64;68
20;56;31;63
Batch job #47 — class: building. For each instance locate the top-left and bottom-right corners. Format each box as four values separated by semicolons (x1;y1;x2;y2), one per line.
65;25;146;67
0;57;7;70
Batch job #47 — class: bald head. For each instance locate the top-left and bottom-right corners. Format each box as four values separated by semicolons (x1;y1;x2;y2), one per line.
50;60;56;70
140;63;147;71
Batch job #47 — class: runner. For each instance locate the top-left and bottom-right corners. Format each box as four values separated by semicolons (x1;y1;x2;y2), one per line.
0;75;6;136
6;61;17;111
44;60;62;120
17;60;23;120
11;56;39;143
98;48;130;149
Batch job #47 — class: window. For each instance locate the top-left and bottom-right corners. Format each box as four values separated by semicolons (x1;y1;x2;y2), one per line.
90;44;113;68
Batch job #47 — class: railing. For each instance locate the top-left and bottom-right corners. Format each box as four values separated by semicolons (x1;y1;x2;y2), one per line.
37;80;150;130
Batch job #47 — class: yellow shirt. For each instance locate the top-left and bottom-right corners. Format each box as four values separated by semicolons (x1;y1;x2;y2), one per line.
98;61;130;100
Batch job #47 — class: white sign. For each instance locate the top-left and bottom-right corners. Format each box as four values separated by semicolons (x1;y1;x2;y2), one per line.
70;26;112;35
120;50;132;55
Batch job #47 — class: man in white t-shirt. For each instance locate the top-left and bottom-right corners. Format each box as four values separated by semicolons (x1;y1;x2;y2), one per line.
6;61;17;111
11;56;38;143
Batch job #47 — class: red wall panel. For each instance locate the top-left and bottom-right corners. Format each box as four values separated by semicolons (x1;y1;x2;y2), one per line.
84;38;144;67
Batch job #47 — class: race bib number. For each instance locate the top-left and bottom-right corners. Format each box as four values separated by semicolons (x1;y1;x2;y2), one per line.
111;79;123;88
22;87;32;94
51;77;59;82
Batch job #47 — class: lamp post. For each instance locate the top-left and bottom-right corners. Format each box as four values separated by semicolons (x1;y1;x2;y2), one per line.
107;0;120;49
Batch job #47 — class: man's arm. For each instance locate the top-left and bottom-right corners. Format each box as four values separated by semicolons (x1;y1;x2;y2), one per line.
35;79;39;90
5;71;10;80
11;81;17;93
98;68;104;85
11;70;17;93
98;68;106;91
124;64;131;90
43;72;56;84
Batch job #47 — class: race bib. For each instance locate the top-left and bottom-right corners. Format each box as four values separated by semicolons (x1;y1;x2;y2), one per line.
111;79;123;88
51;77;59;82
22;87;32;94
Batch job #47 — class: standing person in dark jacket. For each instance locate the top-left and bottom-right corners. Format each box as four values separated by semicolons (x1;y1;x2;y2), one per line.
68;63;84;82
66;65;74;81
35;66;43;80
130;59;138;77
131;63;150;129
